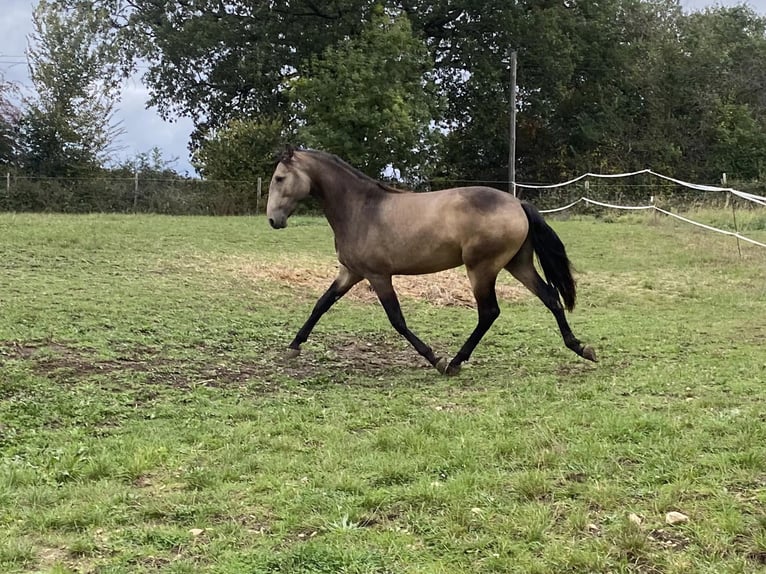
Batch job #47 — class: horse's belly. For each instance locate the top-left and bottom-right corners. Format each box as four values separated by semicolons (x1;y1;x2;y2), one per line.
389;243;463;275
338;240;462;276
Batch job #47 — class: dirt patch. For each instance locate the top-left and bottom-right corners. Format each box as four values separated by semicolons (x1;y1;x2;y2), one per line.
36;545;69;570
271;334;435;383
231;258;529;308
649;528;690;551
0;340;268;390
0;335;440;389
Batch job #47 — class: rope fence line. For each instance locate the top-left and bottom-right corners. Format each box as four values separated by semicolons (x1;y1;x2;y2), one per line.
530;168;765;249
517;167;766;206
539;197;765;248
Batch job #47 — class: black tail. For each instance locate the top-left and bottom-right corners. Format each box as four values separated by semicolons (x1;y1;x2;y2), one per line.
520;202;577;311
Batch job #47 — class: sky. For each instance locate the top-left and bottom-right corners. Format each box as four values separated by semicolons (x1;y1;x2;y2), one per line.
1;0;765;177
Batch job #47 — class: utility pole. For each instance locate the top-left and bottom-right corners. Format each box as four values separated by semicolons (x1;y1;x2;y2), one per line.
508;51;517;196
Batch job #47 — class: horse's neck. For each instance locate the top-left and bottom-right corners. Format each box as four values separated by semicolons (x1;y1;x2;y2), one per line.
312;168;384;237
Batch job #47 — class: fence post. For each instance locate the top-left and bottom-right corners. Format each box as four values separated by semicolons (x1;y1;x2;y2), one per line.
256;177;262;215
133;171;139;211
508;51;517;196
730;192;742;259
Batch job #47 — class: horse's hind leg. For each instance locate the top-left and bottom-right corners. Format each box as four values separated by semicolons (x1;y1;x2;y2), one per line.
506;244;597;362
287;264;362;356
445;267;501;375
366;275;443;370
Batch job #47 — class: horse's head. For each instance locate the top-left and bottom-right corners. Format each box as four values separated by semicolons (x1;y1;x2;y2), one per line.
267;146;312;229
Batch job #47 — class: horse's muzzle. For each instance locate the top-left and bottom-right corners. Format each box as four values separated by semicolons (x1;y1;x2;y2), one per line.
268;217;286;229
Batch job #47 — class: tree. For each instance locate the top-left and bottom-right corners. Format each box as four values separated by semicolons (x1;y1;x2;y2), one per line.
678;6;766;180
290;8;440;179
193;117;284;181
0;76;22;168
54;0;766;184
73;0;378;151
112;147;182;179
20;0;124;176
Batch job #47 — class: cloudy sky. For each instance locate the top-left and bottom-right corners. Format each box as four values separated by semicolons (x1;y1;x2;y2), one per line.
2;0;765;176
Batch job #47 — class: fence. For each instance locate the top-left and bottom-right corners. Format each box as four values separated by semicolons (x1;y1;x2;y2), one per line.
1;173;266;215
2;169;764;232
515;168;766;250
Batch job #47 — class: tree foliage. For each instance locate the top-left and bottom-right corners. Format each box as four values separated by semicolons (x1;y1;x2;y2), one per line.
0;76;22;168
21;0;124;176
193;118;284;181
49;1;766;184
93;0;379;149
291;8;440;178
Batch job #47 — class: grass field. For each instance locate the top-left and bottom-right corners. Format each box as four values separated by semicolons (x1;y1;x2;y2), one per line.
1;211;765;573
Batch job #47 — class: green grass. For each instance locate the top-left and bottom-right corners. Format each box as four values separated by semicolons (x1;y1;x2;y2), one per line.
1;212;765;573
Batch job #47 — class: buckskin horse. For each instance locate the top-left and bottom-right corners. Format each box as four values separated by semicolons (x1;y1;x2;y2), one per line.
266;147;596;375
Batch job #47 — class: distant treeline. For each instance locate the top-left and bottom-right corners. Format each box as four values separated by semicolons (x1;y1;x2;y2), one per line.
2;0;766;211
2;172;762;215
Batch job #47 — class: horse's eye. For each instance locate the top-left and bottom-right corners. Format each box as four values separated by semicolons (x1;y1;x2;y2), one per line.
275;176;285;183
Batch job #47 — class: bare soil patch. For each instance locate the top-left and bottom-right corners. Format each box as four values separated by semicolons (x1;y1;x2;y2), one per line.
0;335;440;389
273;334;434;382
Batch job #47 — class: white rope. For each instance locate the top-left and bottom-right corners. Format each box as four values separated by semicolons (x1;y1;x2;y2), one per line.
517;168;766;207
524;168;765;248
730;189;766;206
538;196;766;249
644;170;733;193
517;169;650;189
653;207;766;248
538;198;583;213
582;197;655;210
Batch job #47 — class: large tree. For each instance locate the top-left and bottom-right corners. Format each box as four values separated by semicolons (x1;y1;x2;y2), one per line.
55;0;766;184
290;8;440;179
193;117;284;181
91;0;379;149
21;0;124;176
679;6;766;180
0;76;22;168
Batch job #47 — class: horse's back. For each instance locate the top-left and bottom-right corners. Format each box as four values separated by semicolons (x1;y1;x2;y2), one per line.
414;186;529;241
389;185;522;217
362;186;529;274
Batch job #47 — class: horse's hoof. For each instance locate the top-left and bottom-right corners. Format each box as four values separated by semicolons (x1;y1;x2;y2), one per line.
435;357;449;374
445;363;461;376
582;346;597;362
284;348;301;360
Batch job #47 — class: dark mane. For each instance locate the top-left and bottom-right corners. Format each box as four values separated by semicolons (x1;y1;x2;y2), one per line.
302;149;410;194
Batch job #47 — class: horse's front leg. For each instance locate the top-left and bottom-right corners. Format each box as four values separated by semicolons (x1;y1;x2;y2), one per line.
286;265;362;357
367;275;444;371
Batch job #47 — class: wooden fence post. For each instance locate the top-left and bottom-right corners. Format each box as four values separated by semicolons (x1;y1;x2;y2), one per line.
256;177;262;215
133;171;139;210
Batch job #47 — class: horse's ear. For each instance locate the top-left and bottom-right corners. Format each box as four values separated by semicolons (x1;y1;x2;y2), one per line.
280;145;295;163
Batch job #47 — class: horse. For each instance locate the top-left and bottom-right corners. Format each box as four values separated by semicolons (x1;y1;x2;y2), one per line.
266;147;596;375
